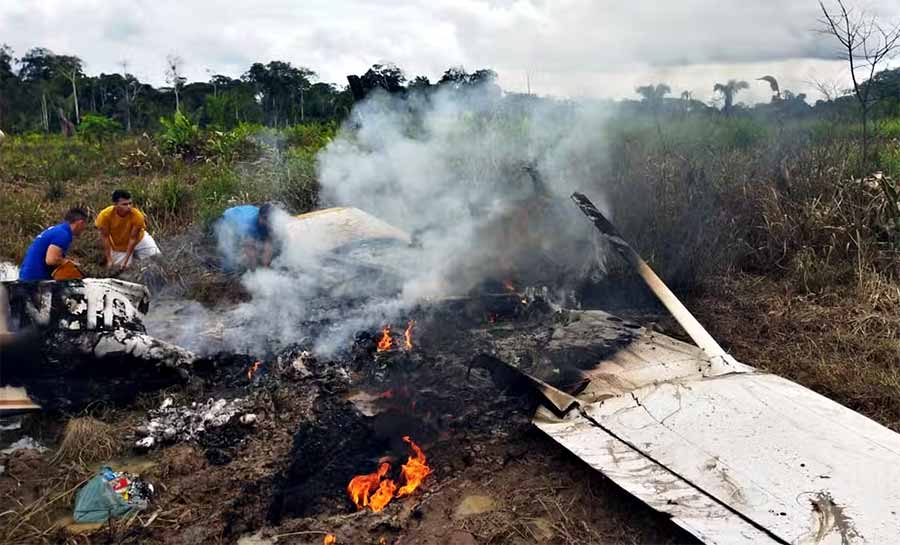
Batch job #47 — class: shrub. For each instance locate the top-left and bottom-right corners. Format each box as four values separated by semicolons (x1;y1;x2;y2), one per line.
196;164;242;225
880;118;900;140
882;144;900;179
277;147;319;213
283;121;337;149
159;110;202;159
0;193;46;262
204;122;263;162
78;114;123;143
119;134;166;173
127;175;194;233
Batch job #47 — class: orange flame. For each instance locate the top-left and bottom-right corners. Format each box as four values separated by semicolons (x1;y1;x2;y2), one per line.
369;478;398;512
397;435;433;497
404;320;415;351
346;437;432;512
247;360;261;380
376;325;393;352
347;462;390;510
323;535;336;545
503;279;516;292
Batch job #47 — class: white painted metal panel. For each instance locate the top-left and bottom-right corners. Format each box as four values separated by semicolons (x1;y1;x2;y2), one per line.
535;409;780;544
585;373;900;544
532;312;900;545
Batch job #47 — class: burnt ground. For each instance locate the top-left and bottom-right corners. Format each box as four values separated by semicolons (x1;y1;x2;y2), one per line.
0;296;700;545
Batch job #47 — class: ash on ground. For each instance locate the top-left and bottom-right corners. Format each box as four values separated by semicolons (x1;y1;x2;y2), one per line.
135;397;255;449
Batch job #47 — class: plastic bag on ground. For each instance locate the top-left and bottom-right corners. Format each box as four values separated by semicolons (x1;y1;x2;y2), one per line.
73;467;152;523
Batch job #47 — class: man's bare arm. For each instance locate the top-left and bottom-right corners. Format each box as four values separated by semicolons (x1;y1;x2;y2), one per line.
99;226;113;267
121;225;141;269
45;244;71;268
261;241;273;267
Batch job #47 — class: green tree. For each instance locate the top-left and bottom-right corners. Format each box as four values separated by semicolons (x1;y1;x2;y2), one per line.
17;47;85;132
243;61;315;126
636;83;671;108
636;83;672;146
0;44;15;129
360;63;406;94
713;79;749;115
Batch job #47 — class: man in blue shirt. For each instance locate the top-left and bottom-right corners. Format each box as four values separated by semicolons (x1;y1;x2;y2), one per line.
18;208;90;281
215;203;275;270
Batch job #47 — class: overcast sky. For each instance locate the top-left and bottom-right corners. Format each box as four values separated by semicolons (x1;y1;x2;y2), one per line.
2;0;899;104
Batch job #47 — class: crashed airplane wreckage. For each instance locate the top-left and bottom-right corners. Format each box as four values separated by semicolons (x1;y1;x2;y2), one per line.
1;199;898;544
508;194;900;545
0;278;196;410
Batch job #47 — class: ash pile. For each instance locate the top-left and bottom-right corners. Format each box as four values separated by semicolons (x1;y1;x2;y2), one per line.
134;397;255;449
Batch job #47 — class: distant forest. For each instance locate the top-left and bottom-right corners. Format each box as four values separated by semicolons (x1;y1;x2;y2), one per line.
0;45;502;134
1;44;899;135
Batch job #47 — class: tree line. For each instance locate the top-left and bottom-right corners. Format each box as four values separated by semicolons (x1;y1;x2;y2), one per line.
1;42;899;139
0;46;504;135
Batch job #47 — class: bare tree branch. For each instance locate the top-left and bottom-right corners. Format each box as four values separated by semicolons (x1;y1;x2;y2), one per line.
818;0;900;169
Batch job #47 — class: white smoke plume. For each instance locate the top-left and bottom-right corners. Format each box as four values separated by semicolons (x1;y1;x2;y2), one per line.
149;84;615;357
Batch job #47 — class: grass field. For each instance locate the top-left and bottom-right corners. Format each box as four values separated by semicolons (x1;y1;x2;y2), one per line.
1;114;898;432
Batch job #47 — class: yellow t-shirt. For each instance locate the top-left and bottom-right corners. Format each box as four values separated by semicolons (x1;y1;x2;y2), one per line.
95;206;146;251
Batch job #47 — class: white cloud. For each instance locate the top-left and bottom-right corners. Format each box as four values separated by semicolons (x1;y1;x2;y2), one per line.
1;0;897;101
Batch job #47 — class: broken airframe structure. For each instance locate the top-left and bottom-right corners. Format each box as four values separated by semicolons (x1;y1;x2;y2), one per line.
0;278;196;410
525;194;900;545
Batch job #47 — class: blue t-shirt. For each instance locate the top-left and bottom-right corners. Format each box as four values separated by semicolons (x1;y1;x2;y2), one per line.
221;205;263;240
19;223;73;281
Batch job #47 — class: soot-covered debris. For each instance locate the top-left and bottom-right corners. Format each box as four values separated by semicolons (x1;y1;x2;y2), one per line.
135;396;255;449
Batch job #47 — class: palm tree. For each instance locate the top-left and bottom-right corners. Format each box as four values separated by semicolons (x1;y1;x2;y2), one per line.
757;75;781;100
635;83;671;108
713;79;749;114
636;83;672;148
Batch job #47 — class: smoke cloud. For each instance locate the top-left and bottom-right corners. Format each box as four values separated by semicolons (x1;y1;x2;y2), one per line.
149;84;615;357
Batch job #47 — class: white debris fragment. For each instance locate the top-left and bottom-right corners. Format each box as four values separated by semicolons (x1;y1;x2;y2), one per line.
0;261;18;281
0;417;23;431
288;351;314;378
135;397;249;448
1;436;48;455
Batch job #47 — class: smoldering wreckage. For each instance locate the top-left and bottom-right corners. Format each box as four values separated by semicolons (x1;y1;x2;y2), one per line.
1;194;899;545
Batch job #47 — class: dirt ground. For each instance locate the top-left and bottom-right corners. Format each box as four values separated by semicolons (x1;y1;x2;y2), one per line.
0;299;700;545
5;269;895;545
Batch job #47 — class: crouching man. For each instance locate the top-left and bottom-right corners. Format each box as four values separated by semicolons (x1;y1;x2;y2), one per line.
96;189;161;272
18;208;90;281
215;203;275;270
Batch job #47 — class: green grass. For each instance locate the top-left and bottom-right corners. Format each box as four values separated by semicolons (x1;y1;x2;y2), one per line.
1;111;898;434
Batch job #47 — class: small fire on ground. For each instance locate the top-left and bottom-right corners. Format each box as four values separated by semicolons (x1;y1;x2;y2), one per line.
323;535;336;545
376;320;415;352
347;436;432;512
247;360;262;380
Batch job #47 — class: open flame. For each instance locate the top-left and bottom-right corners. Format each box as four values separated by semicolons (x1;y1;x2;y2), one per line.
376;325;393;352
247;360;261;380
346;436;432;512
323;535;336;545
396;436;432;497
404;320;415;351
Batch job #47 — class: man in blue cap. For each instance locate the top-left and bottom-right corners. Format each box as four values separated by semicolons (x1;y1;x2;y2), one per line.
215;203;275;270
18;208;90;281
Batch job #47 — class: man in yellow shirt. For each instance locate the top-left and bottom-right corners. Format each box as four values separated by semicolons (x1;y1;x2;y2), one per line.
95;189;161;271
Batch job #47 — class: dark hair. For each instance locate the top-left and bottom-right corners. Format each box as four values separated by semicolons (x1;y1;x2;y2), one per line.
64;207;90;223
257;203;273;239
112;189;132;203
258;203;273;221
